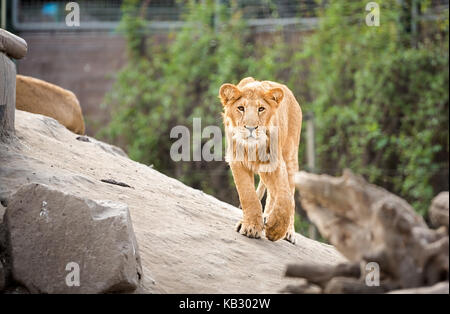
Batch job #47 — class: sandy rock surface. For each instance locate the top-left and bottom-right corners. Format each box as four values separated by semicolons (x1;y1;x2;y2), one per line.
429;192;449;229
0;110;344;293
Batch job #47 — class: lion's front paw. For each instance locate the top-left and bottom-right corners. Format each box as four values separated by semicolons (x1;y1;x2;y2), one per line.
264;214;289;242
235;220;263;239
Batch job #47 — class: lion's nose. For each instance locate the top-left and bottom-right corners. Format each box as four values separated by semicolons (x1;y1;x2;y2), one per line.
245;126;258;134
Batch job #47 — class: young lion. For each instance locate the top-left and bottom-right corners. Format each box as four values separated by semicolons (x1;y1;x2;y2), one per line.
16;75;85;135
220;77;302;243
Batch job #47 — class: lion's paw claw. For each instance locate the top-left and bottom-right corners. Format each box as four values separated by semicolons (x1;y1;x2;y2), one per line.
284;229;296;244
235;220;263;239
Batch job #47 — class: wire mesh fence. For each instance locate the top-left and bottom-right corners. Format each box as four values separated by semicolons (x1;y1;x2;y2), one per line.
10;0;323;31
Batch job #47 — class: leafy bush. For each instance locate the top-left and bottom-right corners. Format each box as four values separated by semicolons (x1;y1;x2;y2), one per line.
290;0;449;214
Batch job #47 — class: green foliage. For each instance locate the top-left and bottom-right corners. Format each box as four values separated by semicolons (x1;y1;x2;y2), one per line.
101;0;448;225
291;0;449;214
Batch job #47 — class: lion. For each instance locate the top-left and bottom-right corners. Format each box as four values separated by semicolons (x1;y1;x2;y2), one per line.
16;75;85;135
220;77;302;243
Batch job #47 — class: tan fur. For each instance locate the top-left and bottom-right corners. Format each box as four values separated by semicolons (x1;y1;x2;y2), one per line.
220;77;302;242
16;75;85;134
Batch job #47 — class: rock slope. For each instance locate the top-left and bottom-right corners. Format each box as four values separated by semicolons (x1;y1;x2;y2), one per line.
0;110;344;293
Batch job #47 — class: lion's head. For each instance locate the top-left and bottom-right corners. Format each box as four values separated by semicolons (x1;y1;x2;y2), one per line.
219;81;283;171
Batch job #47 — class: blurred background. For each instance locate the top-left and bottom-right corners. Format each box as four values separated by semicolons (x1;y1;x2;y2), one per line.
2;0;449;236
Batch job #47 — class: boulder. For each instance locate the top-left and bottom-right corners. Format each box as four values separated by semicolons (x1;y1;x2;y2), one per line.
5;183;142;294
0;110;345;293
0;29;28;60
429;192;449;229
284;170;449;293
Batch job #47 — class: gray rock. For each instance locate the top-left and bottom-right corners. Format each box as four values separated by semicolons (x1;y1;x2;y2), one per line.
0;202;5;224
0;29;28;59
0;52;16;141
80;135;129;158
0;109;345;294
5;183;142;294
429;192;449;229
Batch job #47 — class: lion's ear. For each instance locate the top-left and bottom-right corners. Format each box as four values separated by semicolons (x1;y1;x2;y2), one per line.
265;88;284;108
219;84;241;106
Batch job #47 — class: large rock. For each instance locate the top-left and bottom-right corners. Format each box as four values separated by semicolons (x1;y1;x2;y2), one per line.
286;171;449;293
429;192;449;229
0;110;344;293
5;183;142;294
0;29;28;60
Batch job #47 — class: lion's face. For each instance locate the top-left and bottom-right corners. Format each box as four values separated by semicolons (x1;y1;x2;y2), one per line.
220;82;284;169
219;83;283;144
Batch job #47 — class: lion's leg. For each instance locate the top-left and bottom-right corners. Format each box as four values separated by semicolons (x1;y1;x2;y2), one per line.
238;177;265;209
283;157;298;244
230;162;264;239
260;161;294;241
283;198;296;244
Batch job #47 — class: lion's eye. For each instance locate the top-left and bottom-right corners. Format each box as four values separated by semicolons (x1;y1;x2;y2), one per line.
258;107;265;112
237;106;245;112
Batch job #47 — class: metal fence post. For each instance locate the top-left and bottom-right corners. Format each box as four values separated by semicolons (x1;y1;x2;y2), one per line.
304;112;318;240
305;112;316;173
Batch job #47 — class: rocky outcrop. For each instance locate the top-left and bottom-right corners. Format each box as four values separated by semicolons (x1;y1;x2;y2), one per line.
0;29;28;60
429;192;449;230
0;110;344;293
284;171;449;294
5;183;142;294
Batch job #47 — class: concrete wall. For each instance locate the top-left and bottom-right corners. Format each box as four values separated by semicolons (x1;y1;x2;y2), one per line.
16;32;127;135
